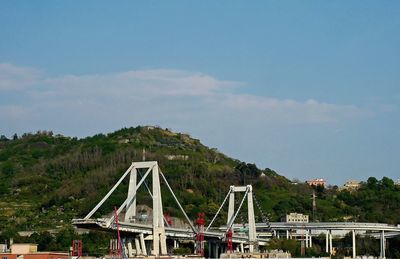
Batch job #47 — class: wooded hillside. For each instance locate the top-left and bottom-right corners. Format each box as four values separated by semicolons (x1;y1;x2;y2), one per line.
0;126;399;256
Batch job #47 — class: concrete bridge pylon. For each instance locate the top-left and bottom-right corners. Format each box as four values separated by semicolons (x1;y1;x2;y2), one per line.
83;161;196;256
207;185;258;252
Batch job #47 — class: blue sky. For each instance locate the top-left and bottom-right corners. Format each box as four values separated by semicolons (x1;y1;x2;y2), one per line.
1;1;399;185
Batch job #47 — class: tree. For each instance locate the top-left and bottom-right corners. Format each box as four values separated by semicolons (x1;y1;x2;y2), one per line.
267;238;298;255
367;177;378;188
381;177;394;189
235;162;261;184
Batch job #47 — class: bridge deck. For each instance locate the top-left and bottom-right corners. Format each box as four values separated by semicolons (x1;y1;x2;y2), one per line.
258;222;400;232
72;218;264;243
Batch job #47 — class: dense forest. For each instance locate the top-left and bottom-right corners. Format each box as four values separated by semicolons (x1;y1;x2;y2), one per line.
0;126;399;257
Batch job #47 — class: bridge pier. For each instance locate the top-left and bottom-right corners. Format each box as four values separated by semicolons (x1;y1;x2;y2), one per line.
325;230;333;255
173;239;179;249
226;185;257;253
140;233;147;255
206;241;221;259
152;165;167;256
214;242;220;258
127;240;134;257
325;230;329;253
352;230;356;258
305;230;309;248
135;237;141;255
309;230;312;248
125;167;137;222
380;230;386;259
123;238;129;258
247;186;256;253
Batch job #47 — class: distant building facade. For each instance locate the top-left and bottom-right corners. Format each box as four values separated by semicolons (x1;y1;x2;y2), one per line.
282;213;309;223
11;244;37;254
165;154;189;161
340;180;361;191
0;244;68;259
0;252;68;259
306;178;326;187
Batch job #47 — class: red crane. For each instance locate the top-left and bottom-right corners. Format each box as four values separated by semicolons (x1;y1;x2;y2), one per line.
72;240;82;257
195;212;205;256
226;228;233;254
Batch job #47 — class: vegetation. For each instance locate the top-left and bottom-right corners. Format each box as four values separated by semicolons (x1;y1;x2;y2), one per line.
0;126;399;256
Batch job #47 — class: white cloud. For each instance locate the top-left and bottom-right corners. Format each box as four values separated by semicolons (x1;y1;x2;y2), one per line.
0;105;31;119
221;94;372;124
0;63;42;91
40;69;240;99
0;64;373;137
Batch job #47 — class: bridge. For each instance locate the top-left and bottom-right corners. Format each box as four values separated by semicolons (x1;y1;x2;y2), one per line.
72;161;264;258
73;161;400;258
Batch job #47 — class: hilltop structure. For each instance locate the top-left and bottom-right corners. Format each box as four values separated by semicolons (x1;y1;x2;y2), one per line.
281;213;309;223
340;180;361;191
306;178;326;187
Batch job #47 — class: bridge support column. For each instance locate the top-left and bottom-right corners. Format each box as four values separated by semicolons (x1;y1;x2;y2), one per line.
152;165;167;255
173;239;179;248
286;230;289;239
123;238;129;258
127;241;134;257
247;185;256;252
352;230;356;258
309;230;312;248
329;230;333;255
135;238;141;255
227;186;235;225
305;230;309;248
214;242;219;258
325;230;329;253
380;230;386;259
140;233;147;256
125;167;137;222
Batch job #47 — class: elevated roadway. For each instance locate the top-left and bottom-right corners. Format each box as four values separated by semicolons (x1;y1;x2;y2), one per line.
257;222;400;233
72;218;266;244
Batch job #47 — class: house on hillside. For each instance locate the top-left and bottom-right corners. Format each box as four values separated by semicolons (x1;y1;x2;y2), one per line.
340;180;361;191
281;213;309;223
306;178;326;187
0;244;68;259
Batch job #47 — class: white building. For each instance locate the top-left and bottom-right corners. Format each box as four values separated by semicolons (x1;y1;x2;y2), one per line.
340;180;361;191
282;213;309;223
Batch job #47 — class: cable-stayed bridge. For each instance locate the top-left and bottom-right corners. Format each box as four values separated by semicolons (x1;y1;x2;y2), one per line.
72;161;400;258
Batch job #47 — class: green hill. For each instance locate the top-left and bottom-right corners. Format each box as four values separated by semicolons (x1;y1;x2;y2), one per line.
0;126;288;232
0;126;400;256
